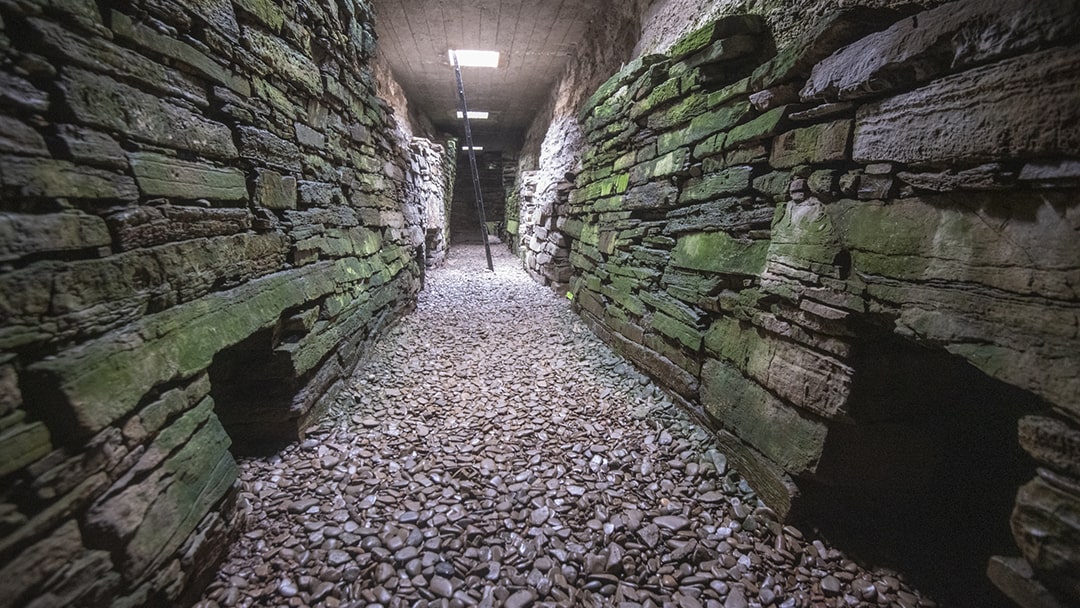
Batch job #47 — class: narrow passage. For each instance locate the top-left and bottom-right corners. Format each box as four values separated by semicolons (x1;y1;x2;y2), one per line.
199;245;933;608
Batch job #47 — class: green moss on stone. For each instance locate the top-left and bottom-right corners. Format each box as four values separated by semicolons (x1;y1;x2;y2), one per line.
671;232;769;276
724;105;788;151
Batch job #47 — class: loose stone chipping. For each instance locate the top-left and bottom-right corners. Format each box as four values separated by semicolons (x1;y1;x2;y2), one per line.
199;245;933;608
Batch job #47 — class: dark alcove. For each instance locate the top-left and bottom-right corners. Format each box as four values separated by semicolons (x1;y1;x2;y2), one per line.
801;334;1043;607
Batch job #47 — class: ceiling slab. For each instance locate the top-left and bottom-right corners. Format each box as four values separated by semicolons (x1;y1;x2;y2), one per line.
372;0;609;152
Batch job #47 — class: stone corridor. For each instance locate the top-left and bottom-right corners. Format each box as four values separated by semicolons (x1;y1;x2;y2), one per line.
197;246;932;608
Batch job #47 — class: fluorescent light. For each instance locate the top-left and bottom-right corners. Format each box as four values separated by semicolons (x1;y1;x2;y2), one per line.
449;49;500;68
456;111;490;119
462;146;484;151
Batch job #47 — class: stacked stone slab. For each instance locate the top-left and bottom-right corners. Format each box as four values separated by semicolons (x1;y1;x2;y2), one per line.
565;1;1080;605
508;170;539;256
0;0;447;605
408;137;456;268
521;175;575;293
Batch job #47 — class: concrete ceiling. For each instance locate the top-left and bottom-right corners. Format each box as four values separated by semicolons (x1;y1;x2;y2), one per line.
372;0;610;153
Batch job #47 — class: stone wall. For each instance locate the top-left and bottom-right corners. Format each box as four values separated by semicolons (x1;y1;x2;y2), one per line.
408;137;456;268
0;0;443;605
509;0;645;289
549;0;1079;605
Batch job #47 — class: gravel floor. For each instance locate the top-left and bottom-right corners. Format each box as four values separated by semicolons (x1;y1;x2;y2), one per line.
198;245;936;608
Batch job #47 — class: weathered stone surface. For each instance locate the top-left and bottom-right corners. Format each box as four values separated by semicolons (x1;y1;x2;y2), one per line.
255;168;298;210
897;163;1016;192
232;0;286;32
671;232;769;276
665;197;771;235
297;180;345;207
0;520;84;607
988;556;1072;608
750;7;902;90
0;72;50;112
679;166;754;203
85;398;237;579
830;193;1080;414
110;10;249;96
0;472;109;563
621;181;679;210
680;35;762;71
0;115;48;156
700;358;827;474
802;0;1080;102
0;233;289;350
580;54;666;121
769;120;851;168
668;15;766;62
30;16;209;108
242;26;322;97
705;316;852;419
23;259;352;437
853;44;1080;166
0;212;112;263
630;148;690;184
0;155;138;201
832;193;1080;302
650;311;703;350
49;124;127;168
105;205;253;250
1011;473;1080;596
237;126;302;171
0;418;51;477
765;198;842;273
1018;416;1080;478
722;105;786;151
128;152;248;200
59;67;237;158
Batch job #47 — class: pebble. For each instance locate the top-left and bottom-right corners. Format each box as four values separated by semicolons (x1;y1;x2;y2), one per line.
429;575;453;598
198;246;936;608
505;589;537;608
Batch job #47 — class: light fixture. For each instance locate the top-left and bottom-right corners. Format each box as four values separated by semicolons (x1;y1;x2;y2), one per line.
462;146;484;151
449;49;500;68
456;111;490;120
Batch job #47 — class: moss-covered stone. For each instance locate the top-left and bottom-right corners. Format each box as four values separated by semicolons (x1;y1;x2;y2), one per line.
700;358;828;474
603;276;647;317
129;152;248;200
651;310;704;351
580;54;667;121
0;155;138;201
0;418;51;477
24;260;354;438
685;100;752;146
669;15;767;62
59;67;237;159
704;316;852;417
646;93;709;131
770;120;852;169
631;76;685;120
767;199;842;270
232;0;286;32
85;397;237;579
630;148;689;184
724;105;788;151
680;166;754;203
671;231;769;276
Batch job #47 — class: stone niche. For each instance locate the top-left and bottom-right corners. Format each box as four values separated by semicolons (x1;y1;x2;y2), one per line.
552;0;1080;605
0;0;448;605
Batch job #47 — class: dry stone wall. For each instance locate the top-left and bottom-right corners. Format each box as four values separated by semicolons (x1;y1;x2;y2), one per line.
408;137;455;268
0;0;443;605
561;0;1080;605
